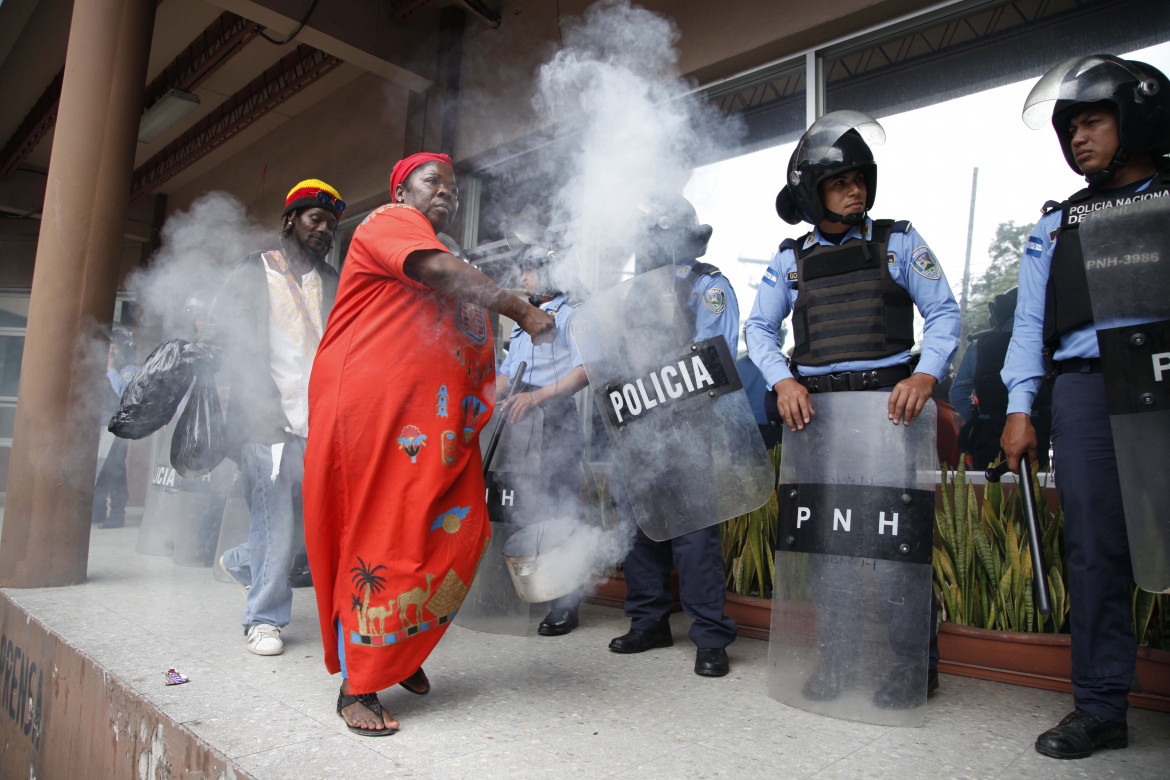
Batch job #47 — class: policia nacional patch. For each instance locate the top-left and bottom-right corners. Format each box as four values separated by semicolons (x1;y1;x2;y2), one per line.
702;286;727;314
910;246;941;280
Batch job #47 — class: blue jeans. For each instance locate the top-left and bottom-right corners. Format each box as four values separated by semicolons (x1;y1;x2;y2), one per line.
222;438;305;629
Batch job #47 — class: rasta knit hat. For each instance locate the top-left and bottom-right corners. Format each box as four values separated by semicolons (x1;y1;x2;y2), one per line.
283;179;345;219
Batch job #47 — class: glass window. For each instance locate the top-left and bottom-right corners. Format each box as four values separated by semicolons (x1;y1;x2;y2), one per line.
0;334;24;399
686;34;1170;358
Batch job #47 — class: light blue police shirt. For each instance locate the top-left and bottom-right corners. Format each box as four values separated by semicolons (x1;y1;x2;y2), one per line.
108;365;138;397
499;293;583;388
745;217;960;388
1001;175;1159;416
684;266;740;354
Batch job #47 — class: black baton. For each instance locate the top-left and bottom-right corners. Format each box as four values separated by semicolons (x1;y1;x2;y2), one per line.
482;361;527;478
986;454;1052;616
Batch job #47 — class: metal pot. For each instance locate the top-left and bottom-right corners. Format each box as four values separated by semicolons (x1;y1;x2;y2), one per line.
502;519;616;603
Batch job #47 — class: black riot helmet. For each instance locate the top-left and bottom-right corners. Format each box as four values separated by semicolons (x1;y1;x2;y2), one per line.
987;287;1019;332
1023;54;1170;187
504;207;570;302
633;194;713;272
775;110;884;226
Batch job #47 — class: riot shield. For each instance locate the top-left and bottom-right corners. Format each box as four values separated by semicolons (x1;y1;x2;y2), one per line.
1078;196;1170;593
453;409;546;635
570;265;773;540
482;405;545;525
768;392;936;726
454;521;533;635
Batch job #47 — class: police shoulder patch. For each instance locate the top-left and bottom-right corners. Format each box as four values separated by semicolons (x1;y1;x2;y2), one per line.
887;252;896;265
1025;237;1044;258
762;268;778;287
702;286;727;314
786;270;798;282
1048;227;1059;244
909;246;941;280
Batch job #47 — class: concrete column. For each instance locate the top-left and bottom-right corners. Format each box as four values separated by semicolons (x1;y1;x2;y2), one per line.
0;0;156;587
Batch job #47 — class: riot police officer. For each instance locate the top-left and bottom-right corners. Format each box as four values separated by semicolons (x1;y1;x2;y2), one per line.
745;110;960;706
950;288;1052;470
494;238;590;636
1001;54;1170;760
606;194;741;678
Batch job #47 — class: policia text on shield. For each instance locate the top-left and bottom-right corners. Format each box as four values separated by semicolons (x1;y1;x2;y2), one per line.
571;195;774;678
1000;54;1170;760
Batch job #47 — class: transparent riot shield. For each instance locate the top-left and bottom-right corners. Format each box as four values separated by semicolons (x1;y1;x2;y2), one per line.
1078;196;1170;593
454;409;546;635
570;265;773;540
768;392;937;726
455;521;532;635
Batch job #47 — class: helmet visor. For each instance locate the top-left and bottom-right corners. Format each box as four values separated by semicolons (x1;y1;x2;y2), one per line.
1022;54;1147;128
791;110;885;176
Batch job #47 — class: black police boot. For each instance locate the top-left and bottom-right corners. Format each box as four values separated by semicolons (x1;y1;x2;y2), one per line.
608;621;672;653
694;648;729;677
873;666;928;710
801;664;845;702
1034;710;1127;759
538;607;579;636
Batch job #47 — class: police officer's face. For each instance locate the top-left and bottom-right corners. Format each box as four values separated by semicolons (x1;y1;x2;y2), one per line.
1068;107;1121;176
520;266;540;295
397;162;459;234
819;169;867;221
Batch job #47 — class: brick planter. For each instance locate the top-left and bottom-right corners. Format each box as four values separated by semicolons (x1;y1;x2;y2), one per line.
938;622;1170;713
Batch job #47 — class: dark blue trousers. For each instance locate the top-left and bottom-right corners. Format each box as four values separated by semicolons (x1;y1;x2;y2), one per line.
1051;370;1136;722
622;522;737;650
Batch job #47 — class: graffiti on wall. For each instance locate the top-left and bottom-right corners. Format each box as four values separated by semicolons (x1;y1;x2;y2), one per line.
0;633;43;750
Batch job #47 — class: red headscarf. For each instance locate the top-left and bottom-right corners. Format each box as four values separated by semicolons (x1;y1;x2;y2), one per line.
390;152;454;198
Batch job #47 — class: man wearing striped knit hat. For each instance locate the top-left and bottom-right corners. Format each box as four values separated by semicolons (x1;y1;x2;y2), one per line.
211;180;344;655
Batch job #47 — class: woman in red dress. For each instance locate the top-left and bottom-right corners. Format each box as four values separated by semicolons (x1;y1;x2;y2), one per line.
303;153;554;735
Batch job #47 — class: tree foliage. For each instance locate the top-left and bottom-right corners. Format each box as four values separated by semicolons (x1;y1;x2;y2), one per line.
959;220;1032;345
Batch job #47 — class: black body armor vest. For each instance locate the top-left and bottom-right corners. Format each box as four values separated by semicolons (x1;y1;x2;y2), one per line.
1043;174;1170;350
971;329;1012;417
789;219;915;367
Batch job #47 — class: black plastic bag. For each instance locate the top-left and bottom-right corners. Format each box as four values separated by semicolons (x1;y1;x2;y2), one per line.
107;339;193;439
170;370;226;478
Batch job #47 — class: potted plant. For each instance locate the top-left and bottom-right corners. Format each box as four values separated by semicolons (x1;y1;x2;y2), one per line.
715;447;1170;711
934;460;1169;711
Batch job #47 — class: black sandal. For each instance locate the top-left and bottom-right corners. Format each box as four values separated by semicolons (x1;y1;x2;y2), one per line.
337;688;398;736
398;667;430;696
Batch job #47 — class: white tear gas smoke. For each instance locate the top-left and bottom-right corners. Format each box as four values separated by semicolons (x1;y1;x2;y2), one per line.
82;193;272;544
474;2;750;607
533;0;744;293
71;193;266;507
130;192;272;342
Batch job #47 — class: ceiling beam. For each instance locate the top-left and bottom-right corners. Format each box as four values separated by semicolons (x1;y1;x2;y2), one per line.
141;11;261;112
0;11;260;181
0;71;63;180
130;44;342;199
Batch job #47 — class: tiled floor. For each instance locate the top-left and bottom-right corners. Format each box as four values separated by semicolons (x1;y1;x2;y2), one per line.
3;526;1168;779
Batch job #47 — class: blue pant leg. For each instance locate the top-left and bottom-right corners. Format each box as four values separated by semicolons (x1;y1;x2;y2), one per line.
1051;372;1135;722
672;525;736;649
240;439;303;629
622;526;675;630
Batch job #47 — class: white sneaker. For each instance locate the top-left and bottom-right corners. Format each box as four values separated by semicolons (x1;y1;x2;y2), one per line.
246;624;284;656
